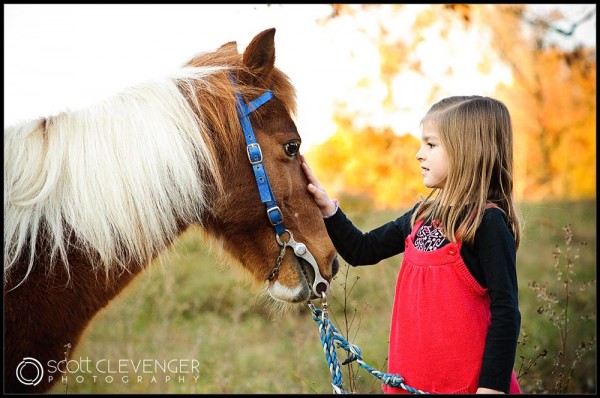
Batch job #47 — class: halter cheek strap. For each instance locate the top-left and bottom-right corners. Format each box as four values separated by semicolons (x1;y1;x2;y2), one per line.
230;83;285;236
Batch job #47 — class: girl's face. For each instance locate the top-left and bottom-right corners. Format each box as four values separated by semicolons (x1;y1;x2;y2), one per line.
416;120;449;189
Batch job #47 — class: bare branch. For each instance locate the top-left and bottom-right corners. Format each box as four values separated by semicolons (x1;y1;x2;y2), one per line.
522;6;596;37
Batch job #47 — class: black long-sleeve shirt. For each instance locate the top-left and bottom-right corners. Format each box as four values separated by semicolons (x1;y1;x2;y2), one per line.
324;204;521;393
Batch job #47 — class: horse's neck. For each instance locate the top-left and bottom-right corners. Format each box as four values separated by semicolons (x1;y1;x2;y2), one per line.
3;253;143;393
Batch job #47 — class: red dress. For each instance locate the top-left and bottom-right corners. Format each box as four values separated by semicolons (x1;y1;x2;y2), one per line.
382;219;520;394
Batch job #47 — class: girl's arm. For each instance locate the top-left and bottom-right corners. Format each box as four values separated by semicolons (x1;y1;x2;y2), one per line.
301;155;412;265
476;208;521;393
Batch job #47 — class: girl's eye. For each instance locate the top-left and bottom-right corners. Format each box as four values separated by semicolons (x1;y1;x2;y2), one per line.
284;141;300;157
427;143;435;148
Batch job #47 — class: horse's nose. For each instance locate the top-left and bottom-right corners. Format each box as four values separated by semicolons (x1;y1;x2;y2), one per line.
331;256;340;278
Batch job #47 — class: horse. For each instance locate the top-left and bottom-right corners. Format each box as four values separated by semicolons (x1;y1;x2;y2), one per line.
3;28;339;393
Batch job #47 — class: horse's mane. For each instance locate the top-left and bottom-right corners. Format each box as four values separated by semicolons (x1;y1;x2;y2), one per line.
4;46;297;285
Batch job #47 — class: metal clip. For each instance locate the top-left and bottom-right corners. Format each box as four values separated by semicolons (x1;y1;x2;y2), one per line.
320;291;329;319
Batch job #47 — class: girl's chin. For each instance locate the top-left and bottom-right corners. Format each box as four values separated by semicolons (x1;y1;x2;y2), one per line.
424;181;443;189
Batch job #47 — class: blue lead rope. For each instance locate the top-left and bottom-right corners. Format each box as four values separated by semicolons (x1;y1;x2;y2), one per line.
309;304;429;394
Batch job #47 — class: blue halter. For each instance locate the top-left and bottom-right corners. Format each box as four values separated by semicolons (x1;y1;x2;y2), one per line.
230;82;285;236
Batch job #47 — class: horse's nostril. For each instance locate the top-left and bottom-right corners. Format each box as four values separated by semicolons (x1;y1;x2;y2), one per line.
331;256;340;277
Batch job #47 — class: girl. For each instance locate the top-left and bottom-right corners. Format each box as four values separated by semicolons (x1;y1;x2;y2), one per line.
302;96;521;394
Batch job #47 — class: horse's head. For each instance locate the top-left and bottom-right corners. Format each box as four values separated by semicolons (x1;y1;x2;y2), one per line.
186;28;339;303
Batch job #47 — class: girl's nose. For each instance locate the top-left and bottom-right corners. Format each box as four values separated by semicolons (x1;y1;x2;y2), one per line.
416;148;424;162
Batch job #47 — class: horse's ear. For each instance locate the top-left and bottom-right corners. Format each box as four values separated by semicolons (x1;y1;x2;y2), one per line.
242;28;276;83
218;41;239;55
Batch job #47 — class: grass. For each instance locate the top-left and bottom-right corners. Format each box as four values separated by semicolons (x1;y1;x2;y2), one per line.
51;199;596;393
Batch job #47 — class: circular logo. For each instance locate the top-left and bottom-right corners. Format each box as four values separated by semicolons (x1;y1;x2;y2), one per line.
16;357;44;386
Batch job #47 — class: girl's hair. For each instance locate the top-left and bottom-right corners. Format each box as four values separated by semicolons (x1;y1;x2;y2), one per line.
411;96;521;249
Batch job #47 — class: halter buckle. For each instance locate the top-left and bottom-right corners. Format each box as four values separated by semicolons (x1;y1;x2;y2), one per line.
246;143;263;165
267;206;284;227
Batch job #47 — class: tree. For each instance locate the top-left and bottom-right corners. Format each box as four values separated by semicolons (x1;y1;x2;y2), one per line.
308;4;596;207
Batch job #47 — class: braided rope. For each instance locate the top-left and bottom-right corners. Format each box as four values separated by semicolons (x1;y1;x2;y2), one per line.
310;305;429;394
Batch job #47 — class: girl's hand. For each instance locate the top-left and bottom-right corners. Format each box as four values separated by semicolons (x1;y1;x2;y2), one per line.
476;387;504;394
301;155;337;217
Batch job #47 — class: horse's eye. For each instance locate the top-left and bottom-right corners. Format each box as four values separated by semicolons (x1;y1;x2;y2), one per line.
284;141;300;157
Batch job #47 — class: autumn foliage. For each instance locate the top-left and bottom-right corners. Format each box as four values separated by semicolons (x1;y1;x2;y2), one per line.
307;115;422;209
306;4;596;209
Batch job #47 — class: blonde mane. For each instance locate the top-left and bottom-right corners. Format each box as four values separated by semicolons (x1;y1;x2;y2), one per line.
4;66;233;284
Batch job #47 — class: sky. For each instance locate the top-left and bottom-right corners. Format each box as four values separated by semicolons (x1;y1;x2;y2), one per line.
4;4;596;150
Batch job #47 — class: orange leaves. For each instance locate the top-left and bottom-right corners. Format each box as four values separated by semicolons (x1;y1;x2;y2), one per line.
307;4;595;207
307;117;422;209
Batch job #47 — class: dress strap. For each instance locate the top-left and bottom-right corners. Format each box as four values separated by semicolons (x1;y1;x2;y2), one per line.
484;202;500;209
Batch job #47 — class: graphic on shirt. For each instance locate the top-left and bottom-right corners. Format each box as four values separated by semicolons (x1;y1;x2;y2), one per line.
413;219;448;251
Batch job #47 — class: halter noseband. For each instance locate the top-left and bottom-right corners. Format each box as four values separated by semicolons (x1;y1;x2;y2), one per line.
230;77;329;297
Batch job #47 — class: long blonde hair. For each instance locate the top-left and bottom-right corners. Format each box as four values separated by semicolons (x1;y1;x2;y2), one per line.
411;96;521;249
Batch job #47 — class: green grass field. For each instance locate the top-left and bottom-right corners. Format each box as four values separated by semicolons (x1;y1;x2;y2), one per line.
52;199;596;394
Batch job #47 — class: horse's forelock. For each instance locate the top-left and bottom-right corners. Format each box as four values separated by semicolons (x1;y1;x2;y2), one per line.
271;69;297;118
186;45;296;119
